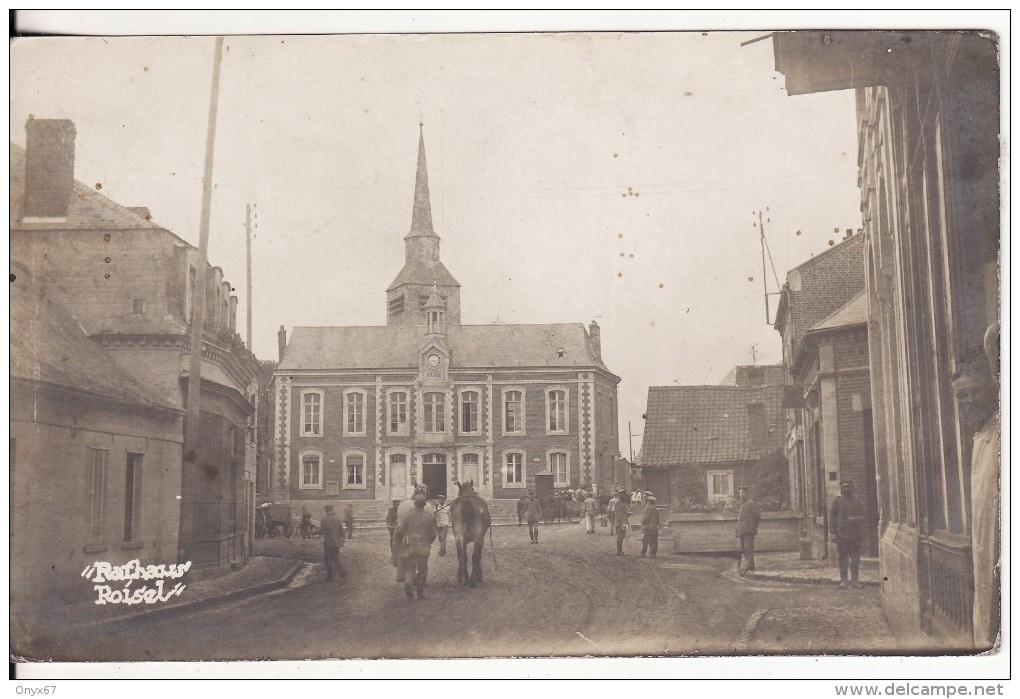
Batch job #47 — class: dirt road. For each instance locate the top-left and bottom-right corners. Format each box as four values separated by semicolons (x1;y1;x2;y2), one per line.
40;521;897;661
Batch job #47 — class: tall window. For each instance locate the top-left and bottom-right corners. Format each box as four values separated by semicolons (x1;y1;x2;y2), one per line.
346;391;365;435
424;392;446;433
550;452;568;486
124;454;143;542
87;448;109;547
389;391;408;434
504;390;524;433
346;454;365;487
708;470;733;503
302;392;322;436
504;452;524;487
547;389;567;433
460;452;480;485
461;390;479;433
300;453;322;489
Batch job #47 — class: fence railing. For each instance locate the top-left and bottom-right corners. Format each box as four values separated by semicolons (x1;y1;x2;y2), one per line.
923;531;973;643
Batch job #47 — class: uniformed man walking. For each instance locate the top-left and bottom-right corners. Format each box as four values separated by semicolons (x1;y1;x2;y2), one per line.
394;492;438;599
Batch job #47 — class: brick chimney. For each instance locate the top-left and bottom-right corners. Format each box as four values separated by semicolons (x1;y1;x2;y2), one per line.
588;320;602;361
24;118;77;218
278;325;287;363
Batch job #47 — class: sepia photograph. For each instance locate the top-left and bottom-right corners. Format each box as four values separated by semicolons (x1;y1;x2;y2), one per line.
8;11;1008;682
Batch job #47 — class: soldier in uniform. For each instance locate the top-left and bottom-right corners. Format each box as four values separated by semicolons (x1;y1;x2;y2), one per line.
320;504;346;582
830;480;866;589
614;489;630;555
393;492;437;600
735;485;761;575
640;495;661;557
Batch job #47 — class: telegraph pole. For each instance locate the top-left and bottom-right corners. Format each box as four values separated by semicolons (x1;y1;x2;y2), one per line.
246;203;253;350
753;208;782;325
628;421;642;463
179;36;225;563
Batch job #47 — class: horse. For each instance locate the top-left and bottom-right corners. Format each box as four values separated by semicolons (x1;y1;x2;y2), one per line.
450;480;491;587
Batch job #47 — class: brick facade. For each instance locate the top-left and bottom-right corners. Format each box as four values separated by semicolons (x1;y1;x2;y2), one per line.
277;369;616;502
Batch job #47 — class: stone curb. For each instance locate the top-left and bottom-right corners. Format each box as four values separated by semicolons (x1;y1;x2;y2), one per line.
744;570;880;587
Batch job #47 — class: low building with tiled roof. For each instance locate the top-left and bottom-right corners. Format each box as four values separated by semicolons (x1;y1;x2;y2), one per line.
10;263;184;617
273;127;621;508
10;118;259;577
639;367;786;509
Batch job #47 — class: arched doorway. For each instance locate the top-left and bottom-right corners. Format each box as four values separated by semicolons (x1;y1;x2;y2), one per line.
422;453;447;498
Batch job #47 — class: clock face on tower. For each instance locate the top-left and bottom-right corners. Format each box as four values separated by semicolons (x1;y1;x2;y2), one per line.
427;354;441;368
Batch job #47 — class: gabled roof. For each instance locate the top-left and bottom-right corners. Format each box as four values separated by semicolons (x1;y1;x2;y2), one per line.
10;262;180;413
641;384;785;466
10;143;168;232
810;291;868;332
279;323;613;374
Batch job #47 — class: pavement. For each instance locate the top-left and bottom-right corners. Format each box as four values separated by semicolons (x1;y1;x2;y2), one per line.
742;551;882;587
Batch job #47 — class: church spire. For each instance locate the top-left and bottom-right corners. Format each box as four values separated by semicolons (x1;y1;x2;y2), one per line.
408;124;437;238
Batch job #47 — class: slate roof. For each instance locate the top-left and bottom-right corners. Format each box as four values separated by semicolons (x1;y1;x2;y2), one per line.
10;143;169;232
279;323;612;373
641;384;785;466
10;262;180;412
810;291;868;332
386;260;461;292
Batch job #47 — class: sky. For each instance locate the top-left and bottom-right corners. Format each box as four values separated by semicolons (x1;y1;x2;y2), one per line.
10;27;866;458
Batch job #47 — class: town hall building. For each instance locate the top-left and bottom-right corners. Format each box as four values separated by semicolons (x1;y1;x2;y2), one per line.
271;128;621;510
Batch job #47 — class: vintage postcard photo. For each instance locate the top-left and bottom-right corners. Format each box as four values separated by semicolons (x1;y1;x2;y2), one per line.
8;15;1006;678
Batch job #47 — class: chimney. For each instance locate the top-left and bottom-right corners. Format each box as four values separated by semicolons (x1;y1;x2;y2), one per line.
278;325;287;363
588;320;602;361
844;228;853;240
24;118;77;219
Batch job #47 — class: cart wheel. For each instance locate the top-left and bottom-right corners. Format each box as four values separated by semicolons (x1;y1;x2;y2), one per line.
284;522;294;538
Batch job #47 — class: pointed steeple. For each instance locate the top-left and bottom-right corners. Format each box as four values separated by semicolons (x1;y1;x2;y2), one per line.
386;124;461;327
408;124;437;239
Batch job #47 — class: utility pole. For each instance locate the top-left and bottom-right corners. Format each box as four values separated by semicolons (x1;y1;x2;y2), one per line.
179;36;225;564
628;421;642;463
245;203;253;350
758;209;769;324
753;208;782;326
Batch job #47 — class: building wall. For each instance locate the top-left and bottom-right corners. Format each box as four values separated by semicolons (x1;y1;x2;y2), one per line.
10;384;182;614
859;49;997;639
791;328;878;558
278;368;618;502
11;229;186;334
669;461;755;508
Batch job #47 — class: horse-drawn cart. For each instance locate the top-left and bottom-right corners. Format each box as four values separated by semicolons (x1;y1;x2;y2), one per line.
255;502;294;539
